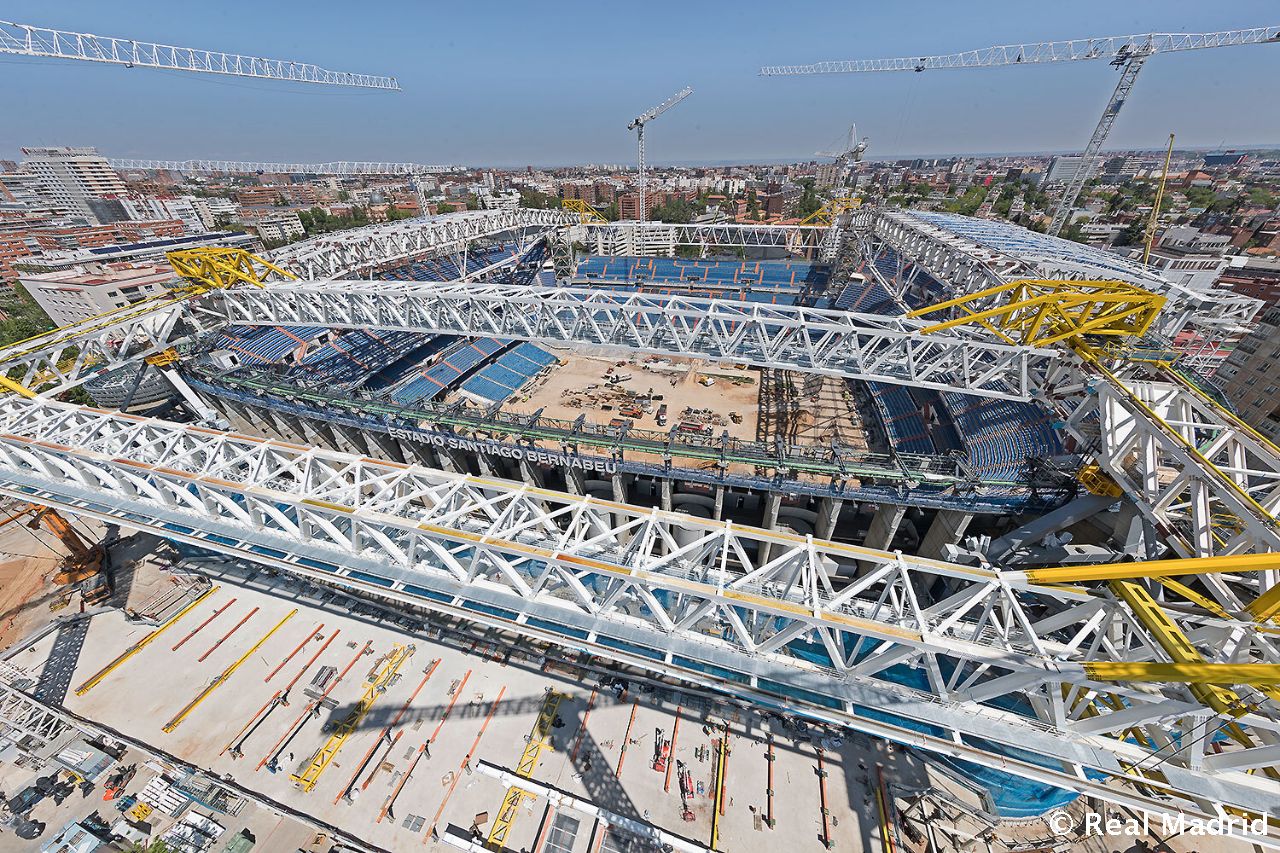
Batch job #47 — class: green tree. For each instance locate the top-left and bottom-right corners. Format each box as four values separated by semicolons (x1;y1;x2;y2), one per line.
1113;221;1146;247
1248;187;1277;209
649;197;696;224
795;179;822;220
0;283;55;347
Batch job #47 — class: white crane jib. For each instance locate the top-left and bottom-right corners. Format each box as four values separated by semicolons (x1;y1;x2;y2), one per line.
816;125;870;186
762;27;1279;235
0;19;400;89
627;86;693;223
816;124;868;161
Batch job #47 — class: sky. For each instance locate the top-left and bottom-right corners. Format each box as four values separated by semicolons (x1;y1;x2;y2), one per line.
1;1;1277;167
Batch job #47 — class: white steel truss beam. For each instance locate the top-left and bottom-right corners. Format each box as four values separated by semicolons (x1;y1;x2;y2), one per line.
0;299;202;397
267;209;576;279
760;27;1280;76
0;20;399;89
201;282;1059;399
110;159;459;175
0;398;1278;815
872;211;1013;298
584;220;827;251
0;679;71;747
1055;361;1280;565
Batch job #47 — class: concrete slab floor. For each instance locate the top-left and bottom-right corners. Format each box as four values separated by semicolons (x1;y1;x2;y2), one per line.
3;569;921;852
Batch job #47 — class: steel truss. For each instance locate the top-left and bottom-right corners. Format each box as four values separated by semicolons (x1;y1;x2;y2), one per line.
0;678;71;747
872;211;1012;298
759;28;1280;76
267;209;577;279
0;19;399;89
0;299;199;398
584;220;827;251
0;397;1279;817
200;282;1059;399
1054;356;1280;565
109;159;460;175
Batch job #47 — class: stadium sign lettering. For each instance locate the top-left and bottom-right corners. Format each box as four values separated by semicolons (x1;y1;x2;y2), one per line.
387;426;618;474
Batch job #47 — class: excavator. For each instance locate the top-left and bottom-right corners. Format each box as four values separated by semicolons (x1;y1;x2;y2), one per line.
0;503;111;605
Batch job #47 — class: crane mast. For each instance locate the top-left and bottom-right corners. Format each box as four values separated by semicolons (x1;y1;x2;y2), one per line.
627;86;693;222
0;19;399;89
761;27;1279;235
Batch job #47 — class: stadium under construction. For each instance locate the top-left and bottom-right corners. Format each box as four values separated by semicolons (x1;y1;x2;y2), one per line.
3;205;1280;851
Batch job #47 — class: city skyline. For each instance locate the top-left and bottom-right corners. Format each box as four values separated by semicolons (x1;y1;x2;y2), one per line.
2;0;1278;167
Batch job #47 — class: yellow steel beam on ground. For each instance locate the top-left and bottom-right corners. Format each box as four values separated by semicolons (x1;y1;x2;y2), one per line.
907;279;1165;348
710;725;731;851
560;198;607;224
163;608;297;733
799;195;859;227
486;689;566;850
167;247;296;291
1084;662;1280;687
1025;552;1280;585
291;643;413;792
75;585;219;696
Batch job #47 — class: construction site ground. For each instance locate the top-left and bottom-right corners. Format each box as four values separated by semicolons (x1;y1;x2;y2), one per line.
501;349;761;440
481;349;866;487
8;548;908;852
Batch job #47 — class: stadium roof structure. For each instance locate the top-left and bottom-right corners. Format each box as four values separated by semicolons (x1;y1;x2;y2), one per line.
876;208;1176;296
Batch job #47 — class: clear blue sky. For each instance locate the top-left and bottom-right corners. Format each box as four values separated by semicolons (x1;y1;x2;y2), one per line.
1;1;1277;167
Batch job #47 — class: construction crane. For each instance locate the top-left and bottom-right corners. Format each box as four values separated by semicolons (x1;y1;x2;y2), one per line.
761;27;1280;235
816;124;869;188
627;86;693;223
816;124;869;164
1143;133;1176;265
108;160;455;175
0;19;398;90
0;503;109;603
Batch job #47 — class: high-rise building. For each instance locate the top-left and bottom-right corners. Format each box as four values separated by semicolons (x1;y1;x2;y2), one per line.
1044;155;1089;185
1215;307;1280;445
19;262;177;326
18;147;128;224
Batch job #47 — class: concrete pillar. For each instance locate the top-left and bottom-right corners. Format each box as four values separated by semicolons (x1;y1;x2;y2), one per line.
864;502;907;553
331;424;368;456
396;438;432;468
222;399;248;430
365;430;407;464
713;486;726;521
475;452;498;478
660;479;673;513
258;407;293;441
435;447;466;475
757;492;783;566
563;468;587;496
610;473;631;541
228;401;272;438
518;458;545;488
918;509;974;560
308;418;346;454
278;413;310;444
291;416;328;451
814;497;844;541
